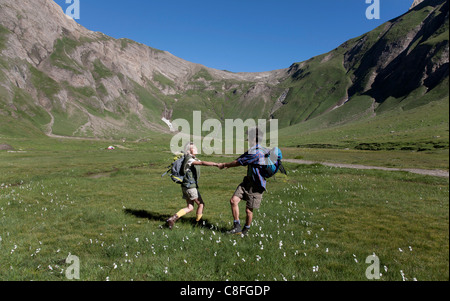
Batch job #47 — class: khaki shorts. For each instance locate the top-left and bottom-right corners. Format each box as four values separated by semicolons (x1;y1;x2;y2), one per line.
233;179;265;210
182;187;201;201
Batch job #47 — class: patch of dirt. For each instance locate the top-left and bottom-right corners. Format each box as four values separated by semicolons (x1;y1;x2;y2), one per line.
85;168;118;179
87;172;112;179
0;144;14;150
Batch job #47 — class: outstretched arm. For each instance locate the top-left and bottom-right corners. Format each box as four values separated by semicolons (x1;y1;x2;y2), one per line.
192;160;219;167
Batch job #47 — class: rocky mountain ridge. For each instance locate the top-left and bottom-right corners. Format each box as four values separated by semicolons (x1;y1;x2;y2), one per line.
0;0;448;138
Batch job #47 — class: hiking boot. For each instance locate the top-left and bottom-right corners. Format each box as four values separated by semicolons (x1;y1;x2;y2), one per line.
241;227;250;236
195;219;204;228
166;214;180;230
227;222;242;235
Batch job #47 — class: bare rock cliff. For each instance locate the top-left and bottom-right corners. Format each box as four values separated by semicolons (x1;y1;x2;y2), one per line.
0;0;287;138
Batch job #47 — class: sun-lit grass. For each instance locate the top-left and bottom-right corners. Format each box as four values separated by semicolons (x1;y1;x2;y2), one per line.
0;137;448;281
281;147;449;171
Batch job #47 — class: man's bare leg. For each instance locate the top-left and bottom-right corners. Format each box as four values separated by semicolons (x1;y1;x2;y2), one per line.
228;196;243;234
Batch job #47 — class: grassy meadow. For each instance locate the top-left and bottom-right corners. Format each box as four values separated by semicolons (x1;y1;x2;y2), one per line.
0;0;448;284
0;135;448;281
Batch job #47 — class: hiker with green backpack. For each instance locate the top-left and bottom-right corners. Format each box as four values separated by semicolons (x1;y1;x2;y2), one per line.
164;142;220;230
218;127;286;236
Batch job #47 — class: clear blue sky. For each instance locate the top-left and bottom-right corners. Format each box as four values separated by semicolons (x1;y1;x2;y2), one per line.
54;0;413;73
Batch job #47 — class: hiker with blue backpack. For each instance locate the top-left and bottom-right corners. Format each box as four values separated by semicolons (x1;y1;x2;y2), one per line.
165;142;220;229
218;127;286;236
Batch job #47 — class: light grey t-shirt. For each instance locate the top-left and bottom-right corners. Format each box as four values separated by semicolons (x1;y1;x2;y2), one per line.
184;157;201;173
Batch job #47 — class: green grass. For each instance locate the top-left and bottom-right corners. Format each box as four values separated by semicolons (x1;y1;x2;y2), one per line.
0;25;10;51
29;66;61;100
50;37;84;74
92;59;114;81
275;51;352;128
282;147;449;171
384;6;432;42
279;95;449;150
153;72;175;89
50;104;88;137
192;69;214;82
132;81;167;124
0;136;448;281
67;86;97;99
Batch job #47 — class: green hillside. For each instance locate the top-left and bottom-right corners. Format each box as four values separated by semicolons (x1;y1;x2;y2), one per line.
279;89;449;150
0;0;448;145
274;0;449;151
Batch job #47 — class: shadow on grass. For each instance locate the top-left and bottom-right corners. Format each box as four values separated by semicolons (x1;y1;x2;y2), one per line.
123;208;229;233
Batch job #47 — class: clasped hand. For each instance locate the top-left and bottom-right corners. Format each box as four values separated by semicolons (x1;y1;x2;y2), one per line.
217;163;227;170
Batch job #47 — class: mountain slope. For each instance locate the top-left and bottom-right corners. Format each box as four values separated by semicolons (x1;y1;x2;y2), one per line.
0;0;448;141
0;0;288;139
272;0;448;128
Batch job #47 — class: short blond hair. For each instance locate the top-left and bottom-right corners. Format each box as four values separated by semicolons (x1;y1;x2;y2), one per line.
184;142;198;155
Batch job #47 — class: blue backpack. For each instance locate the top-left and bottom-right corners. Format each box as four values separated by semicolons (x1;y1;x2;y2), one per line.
260;147;286;178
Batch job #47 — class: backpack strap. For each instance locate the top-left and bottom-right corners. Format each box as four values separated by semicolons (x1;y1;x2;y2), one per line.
278;162;287;175
181;154;199;188
181;154;192;175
